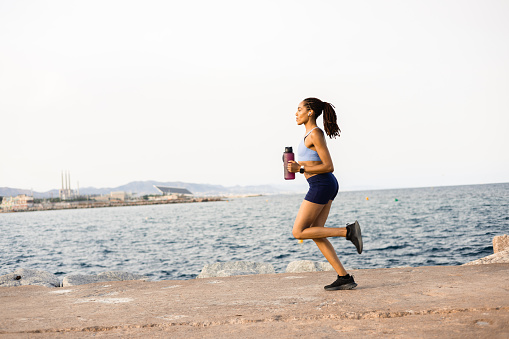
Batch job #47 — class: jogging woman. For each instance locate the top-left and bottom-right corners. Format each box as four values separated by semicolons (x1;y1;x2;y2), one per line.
287;97;363;290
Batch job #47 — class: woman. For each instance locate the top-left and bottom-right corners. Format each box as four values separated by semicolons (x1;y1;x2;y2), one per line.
287;97;363;291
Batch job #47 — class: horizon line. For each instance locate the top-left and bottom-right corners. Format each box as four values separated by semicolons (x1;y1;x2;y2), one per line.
1;180;507;195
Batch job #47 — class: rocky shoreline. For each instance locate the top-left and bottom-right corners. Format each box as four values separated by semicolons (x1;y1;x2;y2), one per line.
2;235;508;289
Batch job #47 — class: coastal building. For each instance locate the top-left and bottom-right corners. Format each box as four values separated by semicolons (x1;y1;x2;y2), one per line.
154;186;193;199
110;191;129;201
91;195;110;202
59;170;77;200
91;192;130;202
0;194;34;211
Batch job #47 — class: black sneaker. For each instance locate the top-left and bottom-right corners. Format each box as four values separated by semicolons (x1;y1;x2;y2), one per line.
346;220;363;254
324;274;357;291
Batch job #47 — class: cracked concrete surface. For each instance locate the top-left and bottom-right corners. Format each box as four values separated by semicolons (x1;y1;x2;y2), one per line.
0;264;508;338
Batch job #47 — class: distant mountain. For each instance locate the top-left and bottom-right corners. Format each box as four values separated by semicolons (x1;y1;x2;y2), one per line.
77;180;284;196
0;187;36;198
1;180;305;199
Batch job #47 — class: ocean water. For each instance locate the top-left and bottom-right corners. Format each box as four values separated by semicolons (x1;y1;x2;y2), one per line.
1;183;508;281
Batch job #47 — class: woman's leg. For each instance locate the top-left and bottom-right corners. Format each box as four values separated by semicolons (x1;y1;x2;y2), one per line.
292;200;348;276
292;200;347;239
313;238;348;276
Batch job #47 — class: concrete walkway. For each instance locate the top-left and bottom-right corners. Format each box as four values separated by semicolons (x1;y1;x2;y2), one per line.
1;264;508;338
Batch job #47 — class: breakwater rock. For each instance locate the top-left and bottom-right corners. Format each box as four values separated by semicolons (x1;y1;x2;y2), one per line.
493;234;509;253
464;234;509;265
2;235;508;288
463;249;509;265
196;260;338;278
285;260;334;273
0;269;148;288
62;271;148;287
197;261;275;278
0;268;60;288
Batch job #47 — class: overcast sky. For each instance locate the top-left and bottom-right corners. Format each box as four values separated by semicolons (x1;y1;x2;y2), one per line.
1;0;508;192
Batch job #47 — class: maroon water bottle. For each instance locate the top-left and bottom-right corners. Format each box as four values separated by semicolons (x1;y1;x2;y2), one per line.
283;146;295;180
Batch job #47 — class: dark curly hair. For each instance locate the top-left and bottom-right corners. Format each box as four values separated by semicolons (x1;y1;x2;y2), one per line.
302;97;341;138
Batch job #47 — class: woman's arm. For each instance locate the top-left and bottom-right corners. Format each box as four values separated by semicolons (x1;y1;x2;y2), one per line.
288;129;334;174
302;129;334;173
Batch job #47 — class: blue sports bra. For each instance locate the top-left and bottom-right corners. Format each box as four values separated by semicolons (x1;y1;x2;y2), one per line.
298;127;322;162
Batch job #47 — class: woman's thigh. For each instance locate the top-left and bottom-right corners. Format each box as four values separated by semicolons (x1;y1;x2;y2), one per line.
310;200;333;228
293;200;333;234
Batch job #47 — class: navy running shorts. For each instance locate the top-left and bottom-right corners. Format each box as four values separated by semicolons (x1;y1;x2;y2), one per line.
304;172;339;205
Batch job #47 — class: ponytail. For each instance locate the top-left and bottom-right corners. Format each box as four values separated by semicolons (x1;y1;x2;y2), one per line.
303;98;341;138
322;102;340;138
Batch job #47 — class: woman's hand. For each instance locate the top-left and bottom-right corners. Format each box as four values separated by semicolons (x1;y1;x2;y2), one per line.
287;160;301;173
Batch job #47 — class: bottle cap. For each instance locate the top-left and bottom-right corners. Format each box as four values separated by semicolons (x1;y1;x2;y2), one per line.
285;146;293;153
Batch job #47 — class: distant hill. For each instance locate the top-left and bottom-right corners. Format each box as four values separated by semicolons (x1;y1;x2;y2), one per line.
0;188;62;199
78;180;285;196
0;180;305;199
0;187;39;198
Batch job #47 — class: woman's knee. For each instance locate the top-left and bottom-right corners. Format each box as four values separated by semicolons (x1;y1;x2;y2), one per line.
292;228;303;239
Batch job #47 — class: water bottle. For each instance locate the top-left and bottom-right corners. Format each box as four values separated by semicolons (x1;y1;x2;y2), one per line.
283;146;295;180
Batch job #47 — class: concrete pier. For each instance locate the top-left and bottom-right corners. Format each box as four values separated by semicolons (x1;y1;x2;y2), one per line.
0;197;223;213
1;264;508;338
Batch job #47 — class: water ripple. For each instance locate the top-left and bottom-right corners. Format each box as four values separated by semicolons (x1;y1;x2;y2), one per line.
0;183;508;280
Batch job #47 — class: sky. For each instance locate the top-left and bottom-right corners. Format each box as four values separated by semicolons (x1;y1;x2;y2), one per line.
1;0;508;192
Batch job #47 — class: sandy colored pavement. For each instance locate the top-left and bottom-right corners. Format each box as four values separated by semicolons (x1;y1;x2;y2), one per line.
1;264;508;338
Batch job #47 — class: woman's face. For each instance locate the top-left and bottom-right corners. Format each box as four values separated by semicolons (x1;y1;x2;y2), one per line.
295;101;311;125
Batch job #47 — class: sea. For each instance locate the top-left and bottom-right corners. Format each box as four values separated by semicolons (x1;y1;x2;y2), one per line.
1;183;508;281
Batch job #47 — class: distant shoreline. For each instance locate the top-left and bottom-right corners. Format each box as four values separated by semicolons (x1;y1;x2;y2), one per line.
0;196;224;214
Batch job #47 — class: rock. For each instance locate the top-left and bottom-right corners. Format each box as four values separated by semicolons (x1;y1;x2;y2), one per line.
463;249;509;265
285;260;335;273
0;268;60;288
197;261;275;279
62;271;148;287
493;234;509;253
